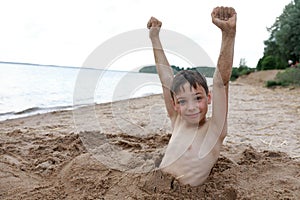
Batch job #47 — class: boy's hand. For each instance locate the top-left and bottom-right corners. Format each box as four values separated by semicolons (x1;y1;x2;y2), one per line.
211;7;236;36
147;17;162;39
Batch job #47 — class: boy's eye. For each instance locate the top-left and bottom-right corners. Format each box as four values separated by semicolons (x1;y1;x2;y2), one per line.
195;96;202;101
178;100;186;105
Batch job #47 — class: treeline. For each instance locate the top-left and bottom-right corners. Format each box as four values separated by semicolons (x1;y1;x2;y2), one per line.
231;0;300;86
257;0;300;70
139;61;300;87
258;0;300;87
139;65;215;77
139;62;254;81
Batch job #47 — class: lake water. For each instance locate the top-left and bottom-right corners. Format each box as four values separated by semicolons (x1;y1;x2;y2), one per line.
0;62;212;121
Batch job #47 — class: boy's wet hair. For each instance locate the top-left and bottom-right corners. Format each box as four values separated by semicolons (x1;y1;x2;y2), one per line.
170;70;208;100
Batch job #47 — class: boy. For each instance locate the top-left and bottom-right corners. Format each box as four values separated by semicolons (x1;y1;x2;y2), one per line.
147;6;236;186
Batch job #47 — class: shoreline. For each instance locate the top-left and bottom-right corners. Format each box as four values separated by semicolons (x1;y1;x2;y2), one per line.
0;92;163;122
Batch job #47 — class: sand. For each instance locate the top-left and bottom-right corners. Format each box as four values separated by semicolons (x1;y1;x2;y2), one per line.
1;71;300;199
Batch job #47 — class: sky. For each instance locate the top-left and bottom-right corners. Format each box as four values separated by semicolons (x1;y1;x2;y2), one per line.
0;0;292;71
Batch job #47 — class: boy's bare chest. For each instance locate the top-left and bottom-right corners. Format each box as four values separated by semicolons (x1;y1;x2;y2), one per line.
172;120;210;144
163;121;210;159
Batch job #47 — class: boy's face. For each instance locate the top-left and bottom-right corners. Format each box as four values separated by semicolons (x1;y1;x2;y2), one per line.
173;82;211;125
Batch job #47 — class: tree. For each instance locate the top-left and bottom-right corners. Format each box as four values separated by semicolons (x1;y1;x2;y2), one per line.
230;58;255;81
239;58;247;68
261;55;277;70
260;0;300;70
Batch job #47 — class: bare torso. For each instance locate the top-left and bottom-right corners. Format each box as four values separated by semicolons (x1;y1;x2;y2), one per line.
159;116;223;186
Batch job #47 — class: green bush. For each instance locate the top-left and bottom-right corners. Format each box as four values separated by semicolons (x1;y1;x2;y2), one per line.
259;55;287;70
230;68;239;81
230;66;255;81
261;55;277;70
265;80;282;87
276;67;300;86
266;68;300;87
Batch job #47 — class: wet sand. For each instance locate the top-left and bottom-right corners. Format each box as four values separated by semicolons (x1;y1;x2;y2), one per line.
0;71;300;199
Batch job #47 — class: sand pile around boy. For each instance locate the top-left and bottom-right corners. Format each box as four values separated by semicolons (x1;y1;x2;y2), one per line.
1;130;299;199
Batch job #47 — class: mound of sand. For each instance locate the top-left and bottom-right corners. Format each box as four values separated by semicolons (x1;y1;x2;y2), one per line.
1;129;299;199
235;70;281;86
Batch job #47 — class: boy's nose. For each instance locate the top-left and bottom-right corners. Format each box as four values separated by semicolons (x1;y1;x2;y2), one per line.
187;101;197;110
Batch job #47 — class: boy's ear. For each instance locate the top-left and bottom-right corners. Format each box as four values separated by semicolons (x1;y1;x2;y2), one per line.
207;91;212;104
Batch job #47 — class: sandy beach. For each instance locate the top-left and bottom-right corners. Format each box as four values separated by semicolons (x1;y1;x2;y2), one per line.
1;71;300;199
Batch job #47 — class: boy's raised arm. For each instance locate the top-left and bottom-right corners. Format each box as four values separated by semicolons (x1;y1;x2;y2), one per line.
147;17;177;123
210;7;236;139
212;7;236;90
